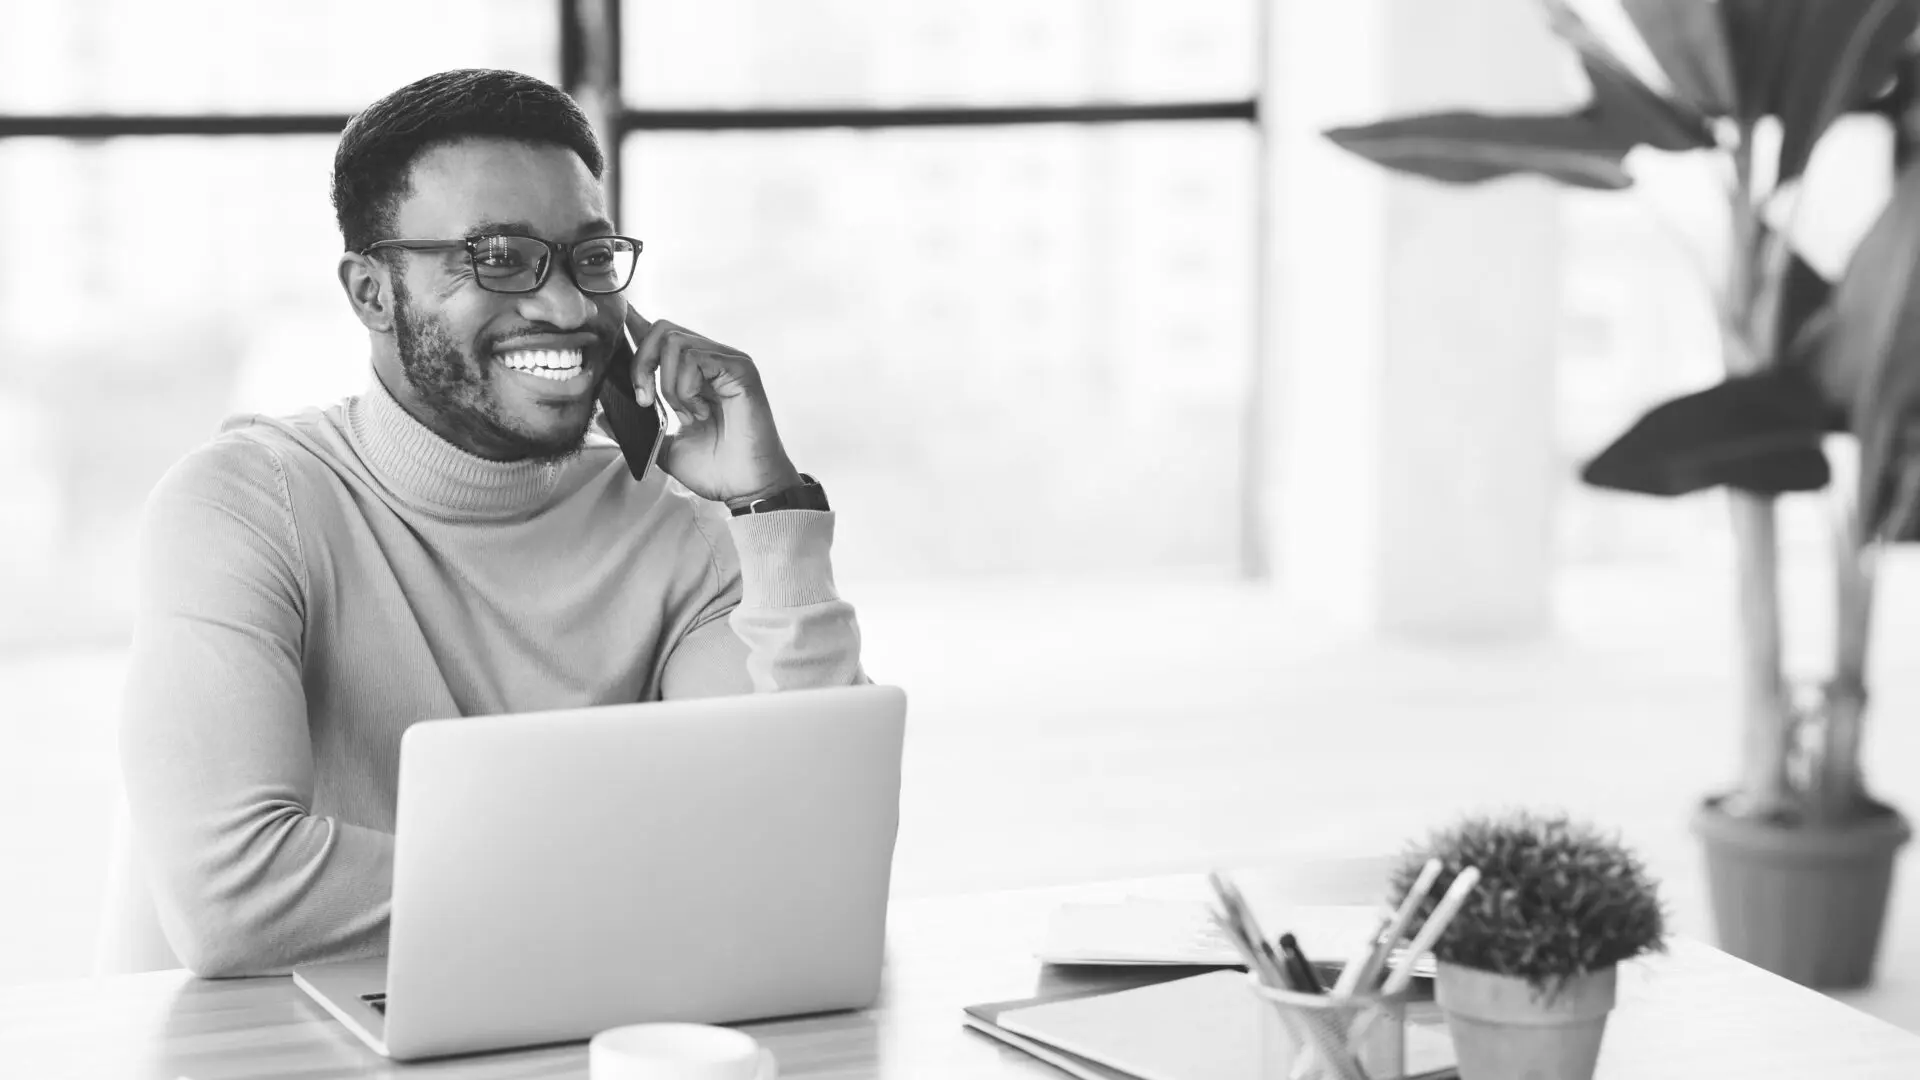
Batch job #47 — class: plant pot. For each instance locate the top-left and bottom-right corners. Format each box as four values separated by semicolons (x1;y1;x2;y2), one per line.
1691;797;1911;989
1432;962;1615;1080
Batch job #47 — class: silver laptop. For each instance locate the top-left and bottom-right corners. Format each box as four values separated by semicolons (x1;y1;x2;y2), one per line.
293;683;907;1061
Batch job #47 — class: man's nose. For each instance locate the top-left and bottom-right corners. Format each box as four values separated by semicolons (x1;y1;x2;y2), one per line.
516;261;597;329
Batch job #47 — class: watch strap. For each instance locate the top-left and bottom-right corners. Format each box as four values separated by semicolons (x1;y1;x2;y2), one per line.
731;474;829;516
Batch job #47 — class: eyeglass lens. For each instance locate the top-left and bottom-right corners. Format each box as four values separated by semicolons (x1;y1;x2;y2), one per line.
473;235;639;294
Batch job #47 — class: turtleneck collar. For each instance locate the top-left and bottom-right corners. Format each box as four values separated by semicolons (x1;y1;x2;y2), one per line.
348;374;566;520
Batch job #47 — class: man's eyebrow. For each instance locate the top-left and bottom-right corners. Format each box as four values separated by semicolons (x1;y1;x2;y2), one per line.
465;218;617;240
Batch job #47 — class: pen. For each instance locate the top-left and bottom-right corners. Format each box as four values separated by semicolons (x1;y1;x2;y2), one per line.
1383;866;1481;996
1277;933;1323;994
1351;857;1443;994
1207;873;1286;981
1207;871;1258;936
1209;871;1314;1000
1208;908;1291;989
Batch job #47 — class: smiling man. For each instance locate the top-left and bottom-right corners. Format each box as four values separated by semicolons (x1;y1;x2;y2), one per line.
118;69;863;978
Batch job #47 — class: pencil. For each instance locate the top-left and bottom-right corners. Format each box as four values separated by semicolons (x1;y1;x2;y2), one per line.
1208;908;1290;989
1383;866;1481;996
1348;857;1443;995
1208;872;1292;987
1329;907;1394;998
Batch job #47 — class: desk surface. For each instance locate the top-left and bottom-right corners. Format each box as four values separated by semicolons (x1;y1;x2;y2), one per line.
7;864;1920;1079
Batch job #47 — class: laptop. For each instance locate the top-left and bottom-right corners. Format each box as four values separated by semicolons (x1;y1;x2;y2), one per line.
293;683;907;1061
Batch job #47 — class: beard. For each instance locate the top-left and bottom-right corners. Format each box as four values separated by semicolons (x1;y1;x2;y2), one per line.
391;275;600;463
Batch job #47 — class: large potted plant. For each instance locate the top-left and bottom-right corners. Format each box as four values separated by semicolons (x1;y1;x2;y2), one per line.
1392;812;1666;1080
1324;0;1920;988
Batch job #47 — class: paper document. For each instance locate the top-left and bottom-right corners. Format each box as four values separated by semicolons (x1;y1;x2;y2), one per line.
1037;898;1436;976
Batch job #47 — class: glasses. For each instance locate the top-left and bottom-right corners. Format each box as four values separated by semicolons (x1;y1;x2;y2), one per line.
361;233;643;295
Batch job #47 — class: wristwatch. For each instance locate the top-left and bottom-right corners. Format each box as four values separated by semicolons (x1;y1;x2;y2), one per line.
731;473;830;516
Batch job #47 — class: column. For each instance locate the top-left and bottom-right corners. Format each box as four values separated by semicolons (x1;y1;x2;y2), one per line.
1259;0;1570;639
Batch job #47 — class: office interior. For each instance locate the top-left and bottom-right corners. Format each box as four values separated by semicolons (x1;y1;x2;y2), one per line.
5;0;1919;1039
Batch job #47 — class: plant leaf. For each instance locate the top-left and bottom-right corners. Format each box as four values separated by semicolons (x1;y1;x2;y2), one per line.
1775;0;1920;183
1770;236;1849;431
1323;112;1633;190
1776;252;1842;411
1721;0;1809;122
1821;160;1920;537
1579;372;1833;496
1720;0;1920;181
1622;0;1740;116
1783;305;1843;419
1541;0;1716;151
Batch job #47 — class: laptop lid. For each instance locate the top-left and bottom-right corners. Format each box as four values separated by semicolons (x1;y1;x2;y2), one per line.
379;683;906;1061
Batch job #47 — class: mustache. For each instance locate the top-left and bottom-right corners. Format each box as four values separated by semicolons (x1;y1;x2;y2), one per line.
482;326;617;354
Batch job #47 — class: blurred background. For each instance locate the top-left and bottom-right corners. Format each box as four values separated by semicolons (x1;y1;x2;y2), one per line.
4;0;1920;1032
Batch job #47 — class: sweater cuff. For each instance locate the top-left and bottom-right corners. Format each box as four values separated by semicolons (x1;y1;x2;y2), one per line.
726;510;839;608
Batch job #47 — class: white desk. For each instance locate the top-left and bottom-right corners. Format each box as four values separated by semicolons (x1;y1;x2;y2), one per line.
6;869;1920;1078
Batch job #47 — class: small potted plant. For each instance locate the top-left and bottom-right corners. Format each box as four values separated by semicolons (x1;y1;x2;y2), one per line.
1390;812;1667;1080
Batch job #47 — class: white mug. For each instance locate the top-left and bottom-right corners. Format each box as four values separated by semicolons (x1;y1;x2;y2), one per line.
589;1022;777;1080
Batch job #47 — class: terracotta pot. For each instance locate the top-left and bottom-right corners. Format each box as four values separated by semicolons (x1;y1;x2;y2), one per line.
1692;797;1911;988
1433;962;1615;1080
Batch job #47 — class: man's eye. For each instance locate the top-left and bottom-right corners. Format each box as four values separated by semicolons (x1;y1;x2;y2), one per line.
471;237;537;273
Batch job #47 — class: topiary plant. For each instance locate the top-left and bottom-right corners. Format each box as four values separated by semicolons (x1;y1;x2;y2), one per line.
1390;811;1668;993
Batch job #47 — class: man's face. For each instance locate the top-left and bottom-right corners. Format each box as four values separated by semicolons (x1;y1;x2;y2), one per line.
381;137;625;462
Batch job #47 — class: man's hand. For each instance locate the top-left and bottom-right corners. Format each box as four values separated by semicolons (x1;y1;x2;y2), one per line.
621;305;803;509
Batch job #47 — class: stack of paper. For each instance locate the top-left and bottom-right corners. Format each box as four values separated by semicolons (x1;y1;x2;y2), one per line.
1035;899;1436;978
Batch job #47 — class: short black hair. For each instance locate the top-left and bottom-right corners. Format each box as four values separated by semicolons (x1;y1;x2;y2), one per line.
331;68;606;253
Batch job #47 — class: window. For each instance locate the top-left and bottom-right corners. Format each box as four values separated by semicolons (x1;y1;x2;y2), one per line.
0;1;556;115
0;136;356;647
624;124;1256;577
622;0;1258;109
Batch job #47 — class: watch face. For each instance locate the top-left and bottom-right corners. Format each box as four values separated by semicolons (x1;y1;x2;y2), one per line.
795;476;829;511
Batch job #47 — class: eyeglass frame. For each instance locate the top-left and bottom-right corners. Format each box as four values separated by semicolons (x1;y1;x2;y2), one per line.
359;232;644;295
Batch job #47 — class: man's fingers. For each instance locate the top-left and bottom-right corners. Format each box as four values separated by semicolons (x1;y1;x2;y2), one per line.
658;330;707;423
673;344;714;421
639;318;752;424
629;315;682;407
655;330;682;417
620;305;657;403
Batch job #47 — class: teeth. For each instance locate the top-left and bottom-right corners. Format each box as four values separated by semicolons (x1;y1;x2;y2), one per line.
498;348;585;379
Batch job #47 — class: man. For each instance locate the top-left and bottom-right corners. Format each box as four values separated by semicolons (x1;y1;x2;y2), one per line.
118;69;864;978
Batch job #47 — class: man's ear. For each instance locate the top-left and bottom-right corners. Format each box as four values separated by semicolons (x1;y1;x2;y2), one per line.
338;252;395;333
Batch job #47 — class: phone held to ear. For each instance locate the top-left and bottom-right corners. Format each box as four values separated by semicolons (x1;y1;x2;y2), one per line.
596;326;671;481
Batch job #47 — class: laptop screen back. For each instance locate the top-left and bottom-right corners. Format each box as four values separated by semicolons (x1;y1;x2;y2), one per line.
380;684;906;1060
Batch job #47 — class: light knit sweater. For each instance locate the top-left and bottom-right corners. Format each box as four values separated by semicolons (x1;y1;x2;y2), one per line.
119;377;865;978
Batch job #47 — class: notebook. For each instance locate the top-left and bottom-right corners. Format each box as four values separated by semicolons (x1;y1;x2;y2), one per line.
965;986;1143;1080
1000;971;1259;1080
968;971;1458;1080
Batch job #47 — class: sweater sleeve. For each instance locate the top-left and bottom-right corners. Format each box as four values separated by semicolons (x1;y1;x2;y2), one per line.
119;435;391;978
658;507;870;698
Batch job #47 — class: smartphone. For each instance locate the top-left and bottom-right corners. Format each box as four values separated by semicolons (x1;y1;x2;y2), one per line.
596;325;671;481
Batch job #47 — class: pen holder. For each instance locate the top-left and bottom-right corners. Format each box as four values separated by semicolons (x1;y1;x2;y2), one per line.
1247;976;1410;1080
